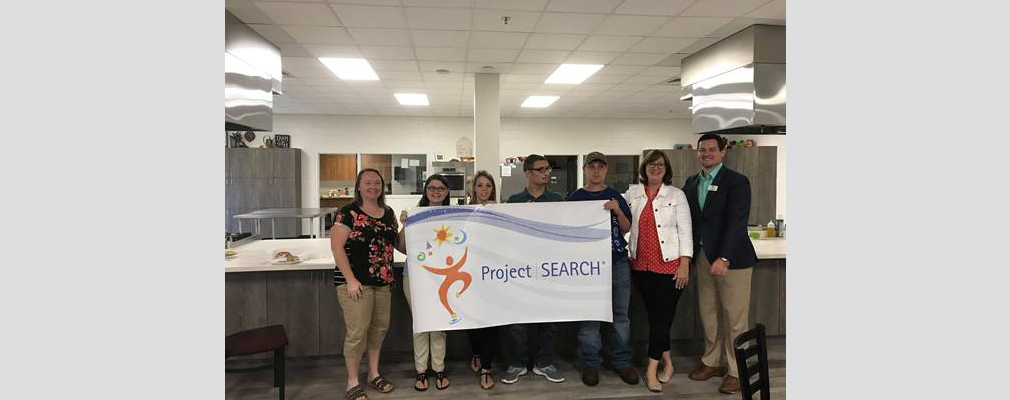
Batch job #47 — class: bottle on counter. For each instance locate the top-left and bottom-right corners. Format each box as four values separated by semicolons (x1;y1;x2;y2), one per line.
766;221;776;238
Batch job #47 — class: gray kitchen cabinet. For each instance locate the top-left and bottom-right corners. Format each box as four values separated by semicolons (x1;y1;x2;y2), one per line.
225;148;303;237
647;146;777;225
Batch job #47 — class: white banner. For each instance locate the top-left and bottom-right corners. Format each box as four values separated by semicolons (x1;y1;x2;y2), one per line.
404;200;613;333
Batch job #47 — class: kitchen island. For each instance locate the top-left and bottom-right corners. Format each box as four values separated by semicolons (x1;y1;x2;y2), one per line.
226;238;786;359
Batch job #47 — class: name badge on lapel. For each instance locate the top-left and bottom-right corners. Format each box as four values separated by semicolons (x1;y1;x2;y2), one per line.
708;185;719;192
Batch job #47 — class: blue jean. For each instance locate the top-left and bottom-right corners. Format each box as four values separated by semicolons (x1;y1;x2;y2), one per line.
578;257;633;368
508;322;557;368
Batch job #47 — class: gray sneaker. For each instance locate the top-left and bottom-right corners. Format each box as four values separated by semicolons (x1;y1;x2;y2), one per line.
533;364;565;383
501;366;527;384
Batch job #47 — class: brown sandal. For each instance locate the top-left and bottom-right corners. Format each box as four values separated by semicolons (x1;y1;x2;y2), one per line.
346;384;368;400
369;375;394;393
480;370;495;390
435;371;450;390
414;372;429;391
470;354;481;373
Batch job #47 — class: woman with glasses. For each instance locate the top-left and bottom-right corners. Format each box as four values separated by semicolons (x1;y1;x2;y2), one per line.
396;174;452;391
623;150;693;393
465;170;499;390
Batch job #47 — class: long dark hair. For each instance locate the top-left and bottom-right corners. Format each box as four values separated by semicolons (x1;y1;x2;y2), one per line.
639;150;673;185
470;170;497;204
353;168;386;208
418;174;451;206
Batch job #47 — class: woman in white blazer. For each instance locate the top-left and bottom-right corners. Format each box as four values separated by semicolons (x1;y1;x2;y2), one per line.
624;150;693;393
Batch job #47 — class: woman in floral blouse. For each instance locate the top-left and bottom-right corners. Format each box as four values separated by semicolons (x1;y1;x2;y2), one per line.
331;168;398;400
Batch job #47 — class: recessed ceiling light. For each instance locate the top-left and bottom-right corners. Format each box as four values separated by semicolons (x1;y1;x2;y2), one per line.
394;93;429;106
521;95;559;108
545;64;604;84
318;58;379;81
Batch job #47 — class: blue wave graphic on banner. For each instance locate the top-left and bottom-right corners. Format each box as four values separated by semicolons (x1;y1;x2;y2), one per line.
406;207;609;242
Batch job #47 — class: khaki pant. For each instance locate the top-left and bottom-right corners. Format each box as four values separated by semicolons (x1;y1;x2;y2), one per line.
336;284;391;362
403;277;447;373
696;249;753;378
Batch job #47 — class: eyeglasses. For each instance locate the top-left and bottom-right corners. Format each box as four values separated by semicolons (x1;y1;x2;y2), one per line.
426;186;448;193
527;166;552;173
647;162;666;169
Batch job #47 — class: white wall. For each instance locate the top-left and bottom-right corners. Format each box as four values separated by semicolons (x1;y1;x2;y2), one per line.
264;114;787;234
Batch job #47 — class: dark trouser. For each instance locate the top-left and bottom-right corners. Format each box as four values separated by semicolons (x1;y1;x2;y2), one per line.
508;322;557;368
578;257;633;368
467;327;497;370
632;270;684;361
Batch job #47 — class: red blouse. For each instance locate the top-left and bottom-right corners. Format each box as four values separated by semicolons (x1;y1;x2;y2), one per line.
631;188;681;275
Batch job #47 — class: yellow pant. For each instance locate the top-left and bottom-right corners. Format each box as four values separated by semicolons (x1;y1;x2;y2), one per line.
336;284;391;361
403;277;447;373
696;249;753;378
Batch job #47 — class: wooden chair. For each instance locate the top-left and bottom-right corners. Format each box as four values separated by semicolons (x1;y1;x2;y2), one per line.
226;325;289;400
733;323;771;400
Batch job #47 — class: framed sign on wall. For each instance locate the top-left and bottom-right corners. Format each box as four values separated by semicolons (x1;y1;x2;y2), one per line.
274;134;291;148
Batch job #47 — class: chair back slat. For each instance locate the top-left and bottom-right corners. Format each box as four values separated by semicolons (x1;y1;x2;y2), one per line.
734;323;772;400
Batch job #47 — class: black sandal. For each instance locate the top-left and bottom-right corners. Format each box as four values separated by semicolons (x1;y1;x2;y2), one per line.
480;370;495;390
470;354;481;373
435;371;450;390
369;375;394;393
346;384;368;400
414;372;429;391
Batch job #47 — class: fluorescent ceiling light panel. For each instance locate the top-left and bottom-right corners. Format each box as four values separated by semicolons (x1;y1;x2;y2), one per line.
545;64;604;84
521;95;560;108
394;93;429;106
318;58;379;81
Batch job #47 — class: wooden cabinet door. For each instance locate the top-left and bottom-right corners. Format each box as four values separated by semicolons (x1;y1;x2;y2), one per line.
335;154;357;180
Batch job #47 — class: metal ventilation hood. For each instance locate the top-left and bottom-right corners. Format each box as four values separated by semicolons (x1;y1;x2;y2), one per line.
225;11;282;132
681;24;785;135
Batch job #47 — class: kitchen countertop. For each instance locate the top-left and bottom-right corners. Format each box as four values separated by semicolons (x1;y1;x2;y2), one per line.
226;238;786;273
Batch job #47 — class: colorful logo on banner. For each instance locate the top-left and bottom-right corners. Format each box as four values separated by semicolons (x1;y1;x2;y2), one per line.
417;224;472;324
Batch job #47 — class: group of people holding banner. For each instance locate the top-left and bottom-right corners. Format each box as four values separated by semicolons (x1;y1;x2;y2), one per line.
329;133;758;400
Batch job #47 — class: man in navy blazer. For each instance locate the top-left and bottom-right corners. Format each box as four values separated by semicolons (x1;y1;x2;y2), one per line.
682;134;758;395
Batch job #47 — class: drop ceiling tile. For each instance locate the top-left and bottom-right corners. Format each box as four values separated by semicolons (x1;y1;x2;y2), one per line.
378;70;424;80
467;48;520;62
681;0;771;18
469;31;529;49
227;1;274;24
419;61;467;73
746;0;786;20
523;33;586;51
583;74;630;84
479;0;549;10
383;80;426;90
545;0;620;13
571;83;614;91
639;66;682;76
652;17;734;37
302;44;363;58
423;72;466;81
473;9;540;32
535;83;575;92
347;28;412;46
534;13;607;34
565;51;620;64
622;75;667;84
282;26;353;44
255;2;342;26
610;52;668;66
330;4;406;28
331;0;402;5
577;35;642;52
654;53;688;66
360;46;416;59
505;74;549;83
406;7;474;30
510;63;558;74
404;0;475;7
416;47;468;61
411;30;470;47
501;82;542;90
277;42;314;57
594;15;670;36
679;37;720;54
282;57;334;77
595;65;646;75
370;59;421;71
516;49;570;63
249;24;297;43
613;0;695;16
465;62;514;73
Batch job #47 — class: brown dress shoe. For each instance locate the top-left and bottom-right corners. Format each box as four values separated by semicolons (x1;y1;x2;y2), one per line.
616;366;640;385
719;376;740;394
580;366;599;386
688;364;727;381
